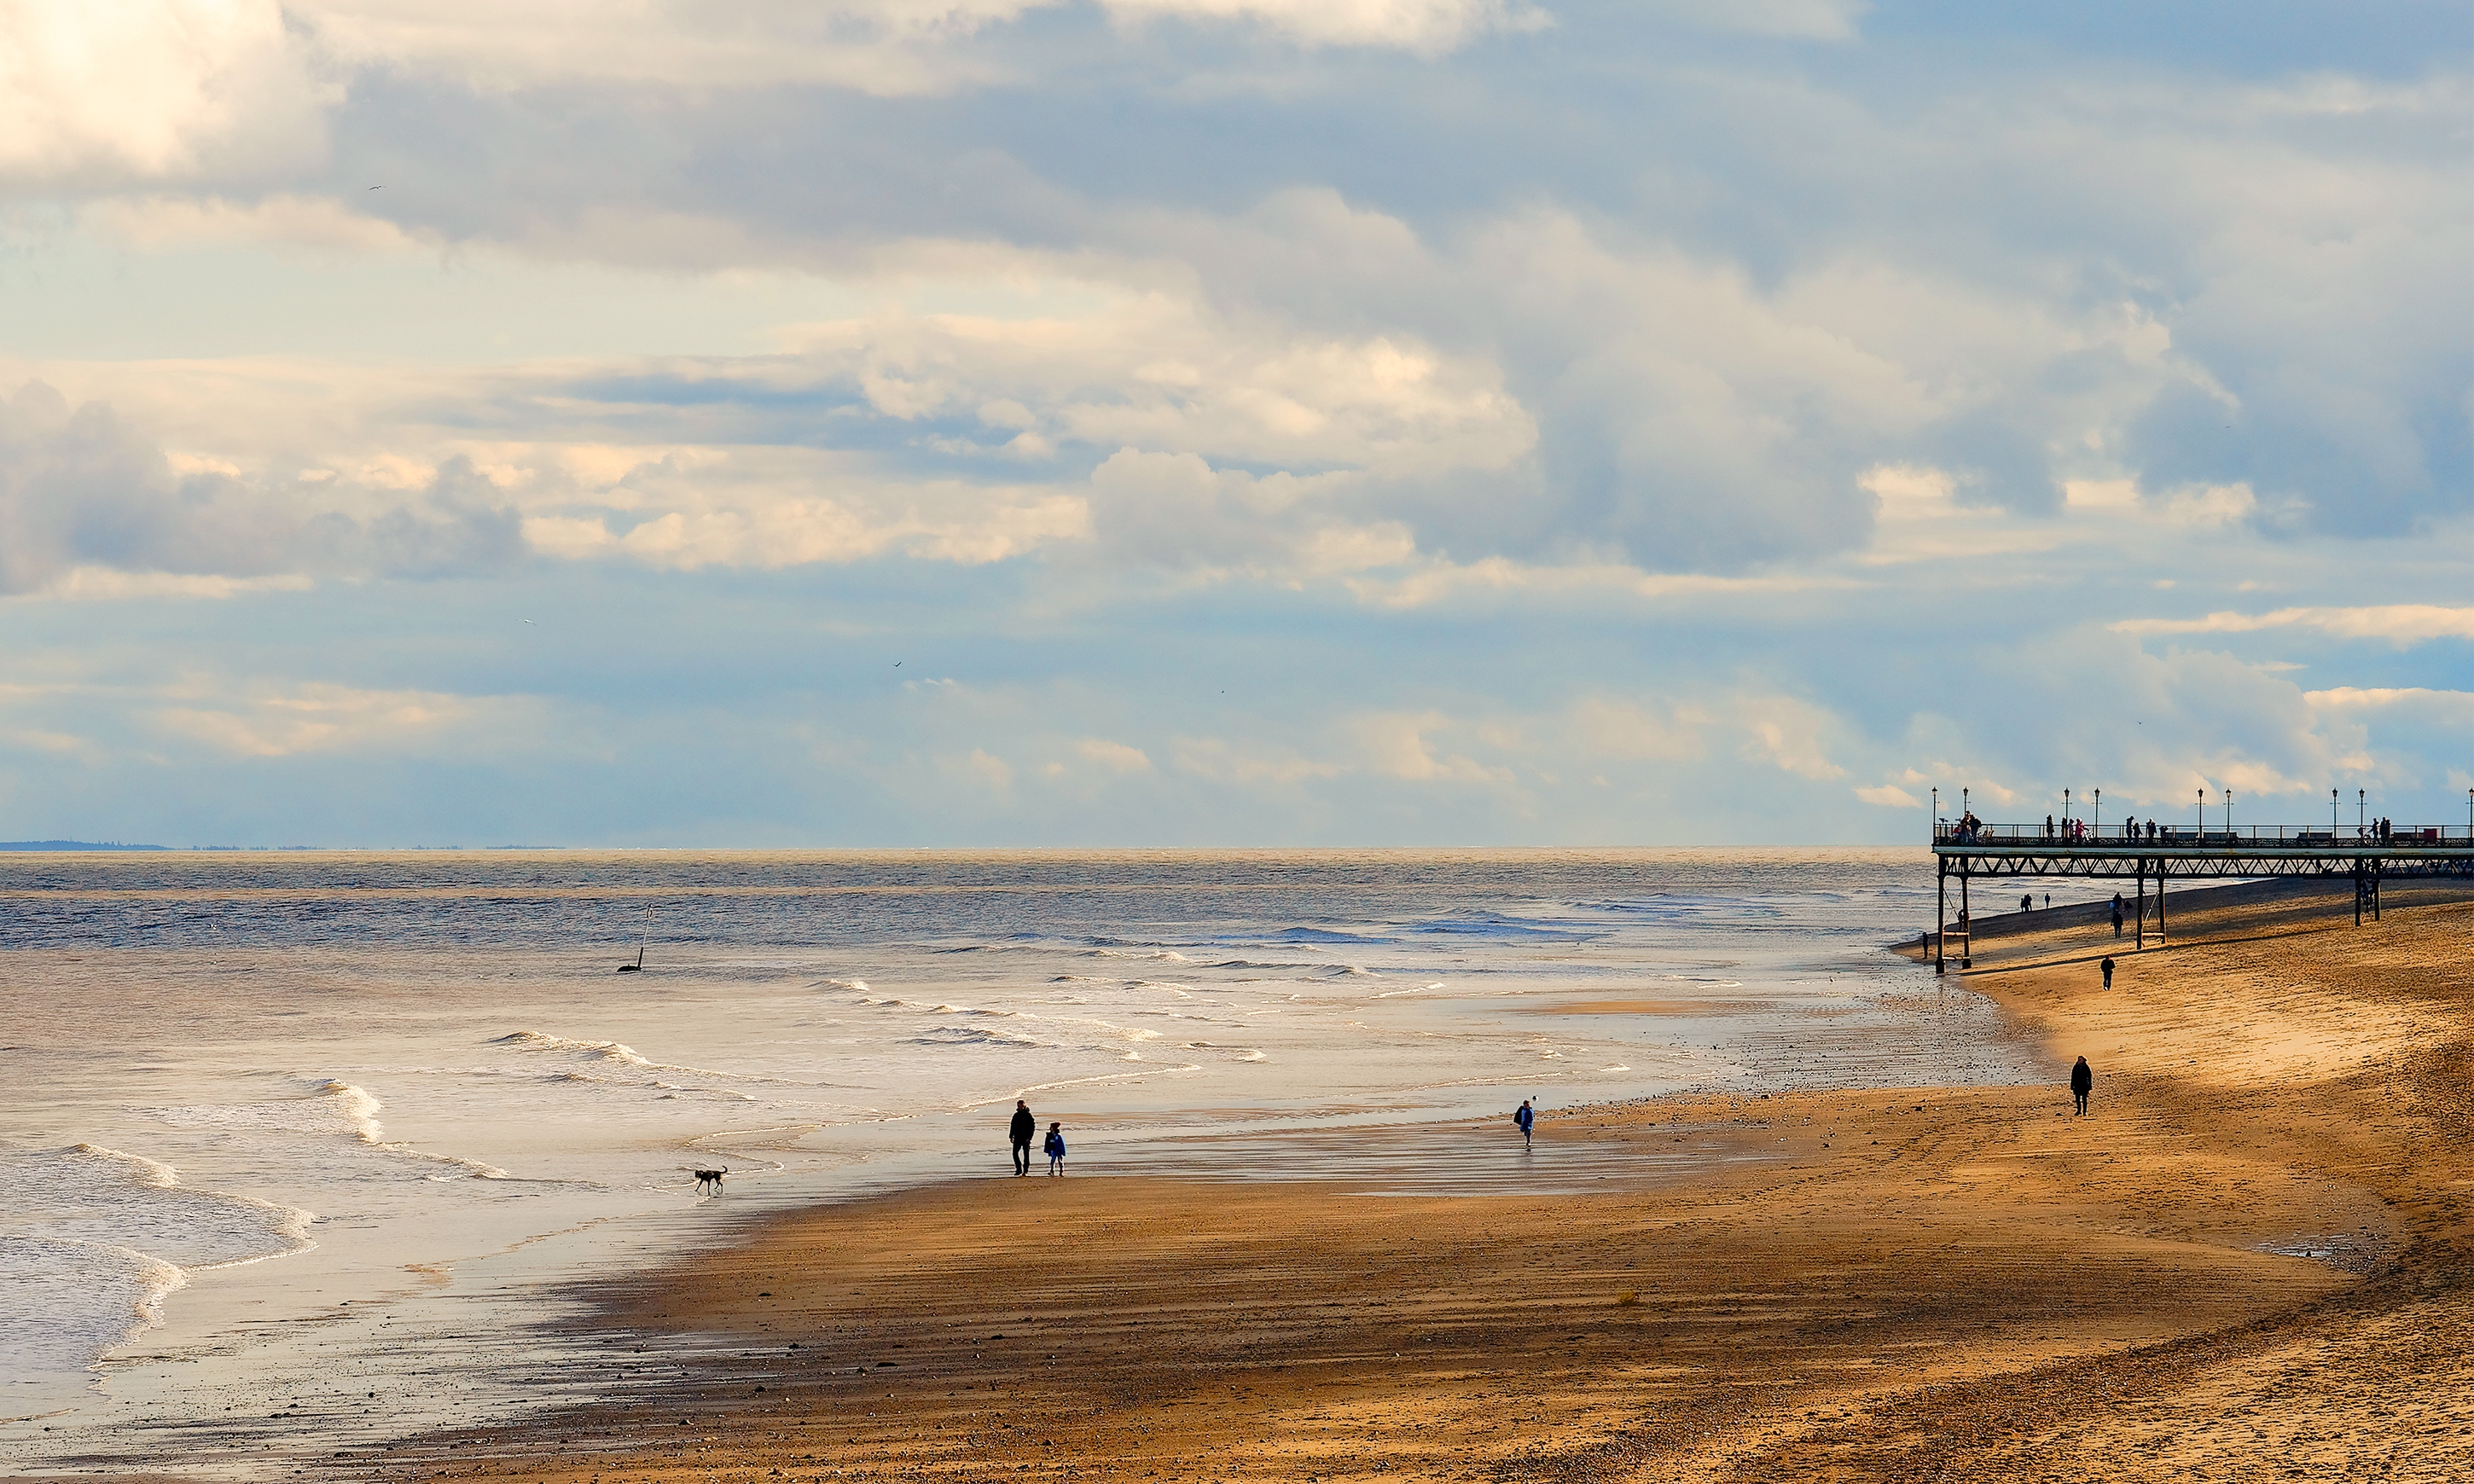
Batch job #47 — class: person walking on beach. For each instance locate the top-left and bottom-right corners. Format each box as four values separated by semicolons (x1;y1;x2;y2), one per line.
2111;894;2124;939
1514;1099;1535;1151
2100;955;2115;990
1008;1099;1037;1176
2070;1056;2093;1116
1042;1122;1066;1176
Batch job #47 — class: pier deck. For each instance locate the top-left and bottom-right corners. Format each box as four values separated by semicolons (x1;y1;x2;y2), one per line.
1928;822;2474;971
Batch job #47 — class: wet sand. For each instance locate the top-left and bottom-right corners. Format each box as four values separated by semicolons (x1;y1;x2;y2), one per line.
291;878;2474;1481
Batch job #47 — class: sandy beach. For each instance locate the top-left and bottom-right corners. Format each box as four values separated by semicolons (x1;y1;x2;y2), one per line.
247;878;2474;1480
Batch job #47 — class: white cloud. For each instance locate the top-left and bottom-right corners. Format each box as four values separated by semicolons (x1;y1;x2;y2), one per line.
961;747;1013;790
1075;737;1152;772
154;682;553;758
1636;0;1865;41
1737;695;1846;780
1854;783;1919;809
1170;735;1341;785
1350;710;1518;786
0;0;332;183
2112;606;2474;645
1104;0;1545;52
79;194;421;254
789;289;1536;479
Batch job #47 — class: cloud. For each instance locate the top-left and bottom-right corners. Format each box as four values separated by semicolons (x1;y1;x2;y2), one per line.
1170;735;1342;785
1104;0;1546;52
0;382;530;594
1075;737;1152;772
1350;710;1518;785
960;747;1013;790
1854;783;1919;808
2111;606;2474;646
154;681;552;758
1737;695;1846;780
0;0;332;185
1636;0;1866;41
292;0;1530;102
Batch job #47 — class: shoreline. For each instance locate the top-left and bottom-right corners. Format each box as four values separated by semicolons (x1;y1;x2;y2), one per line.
309;872;2474;1482
12;870;2464;1481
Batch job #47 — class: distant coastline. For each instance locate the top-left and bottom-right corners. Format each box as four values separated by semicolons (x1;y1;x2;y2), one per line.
0;839;170;851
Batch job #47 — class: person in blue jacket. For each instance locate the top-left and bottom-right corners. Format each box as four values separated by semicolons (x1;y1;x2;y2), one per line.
1043;1121;1066;1175
1514;1099;1535;1150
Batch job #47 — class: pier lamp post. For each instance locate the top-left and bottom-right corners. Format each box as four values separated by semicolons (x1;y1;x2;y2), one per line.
2332;789;2339;838
2226;788;2233;838
2197;787;2204;841
2094;788;2101;834
2064;787;2071;832
2359;789;2367;837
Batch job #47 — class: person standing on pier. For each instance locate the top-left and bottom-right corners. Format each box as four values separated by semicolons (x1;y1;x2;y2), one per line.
2070;1057;2094;1116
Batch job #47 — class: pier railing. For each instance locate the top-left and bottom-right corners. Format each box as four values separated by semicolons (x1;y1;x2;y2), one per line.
1934;822;2470;848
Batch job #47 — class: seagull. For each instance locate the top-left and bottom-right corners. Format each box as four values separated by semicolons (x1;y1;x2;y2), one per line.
369;184;384;190
523;619;535;625
894;660;902;667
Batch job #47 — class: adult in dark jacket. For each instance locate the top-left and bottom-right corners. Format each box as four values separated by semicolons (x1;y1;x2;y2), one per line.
1008;1100;1037;1175
2070;1057;2093;1116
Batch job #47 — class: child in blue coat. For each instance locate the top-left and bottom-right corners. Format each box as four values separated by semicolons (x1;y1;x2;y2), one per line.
1043;1122;1066;1175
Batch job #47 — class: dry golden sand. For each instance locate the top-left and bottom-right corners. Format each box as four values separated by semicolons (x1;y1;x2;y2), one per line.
368;879;2471;1482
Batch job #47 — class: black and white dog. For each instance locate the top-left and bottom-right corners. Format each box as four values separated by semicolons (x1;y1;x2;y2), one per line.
694;1168;728;1195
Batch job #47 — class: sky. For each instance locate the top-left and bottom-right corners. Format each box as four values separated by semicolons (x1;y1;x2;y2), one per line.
0;0;2468;847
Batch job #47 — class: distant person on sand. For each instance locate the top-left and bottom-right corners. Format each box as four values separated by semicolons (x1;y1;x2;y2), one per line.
1515;1099;1535;1151
2100;955;2115;990
2070;1056;2093;1116
1009;1100;1037;1176
2021;894;2032;913
2111;894;2124;938
1043;1122;1066;1176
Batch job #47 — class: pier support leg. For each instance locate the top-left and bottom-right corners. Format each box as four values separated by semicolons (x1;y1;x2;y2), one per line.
1935;863;1946;975
2134;866;2144;950
2156;867;2166;942
2355;861;2364;927
1960;871;1971;969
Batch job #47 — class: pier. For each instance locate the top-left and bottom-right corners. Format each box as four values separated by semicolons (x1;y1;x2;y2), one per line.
1929;820;2474;971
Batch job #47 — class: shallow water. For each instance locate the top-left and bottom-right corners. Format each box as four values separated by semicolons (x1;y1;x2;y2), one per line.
0;848;2070;1473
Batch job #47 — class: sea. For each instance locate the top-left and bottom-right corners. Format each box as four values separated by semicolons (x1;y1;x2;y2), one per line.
0;848;2081;1474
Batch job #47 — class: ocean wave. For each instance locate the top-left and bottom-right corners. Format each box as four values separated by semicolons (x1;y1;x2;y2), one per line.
309;1081;513;1180
489;1030;655;1069
3;1144;317;1286
908;1025;1044;1049
1408;913;1602;942
812;977;872;993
